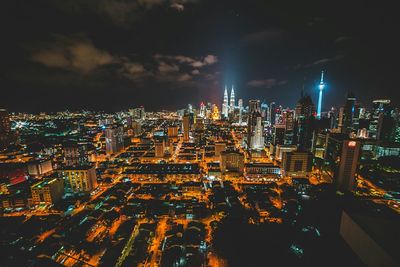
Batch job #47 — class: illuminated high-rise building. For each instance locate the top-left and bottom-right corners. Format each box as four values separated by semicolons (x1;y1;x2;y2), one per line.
317;71;326;119
222;86;229;118
342;92;356;133
211;104;220;121
182;112;190;142
294;93;315;151
269;102;276;125
60;165;98;193
261;102;269;121
369;99;391;139
105;126;124;154
337;140;360;191
238;99;243;124
63;143;89;166
376;105;397;142
129;107;146;121
247;100;264;149
199;102;206;117
229;85;235;113
325;134;360;191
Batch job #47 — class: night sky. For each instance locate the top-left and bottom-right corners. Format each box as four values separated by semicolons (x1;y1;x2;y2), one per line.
1;0;399;112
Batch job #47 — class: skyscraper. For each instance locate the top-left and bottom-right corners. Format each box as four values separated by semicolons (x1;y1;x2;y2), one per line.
129;107;146;121
342;92;356;133
222;86;229;118
247;100;264;149
376;105;397;142
261;102;269;121
199;102;206;117
269;102;276;126
60;165;98;193
294;93;315;151
238;99;243;124
317;71;326;119
229;85;235;113
369;99;391;139
336;140;360;191
105;126;124;154
182;112;190;142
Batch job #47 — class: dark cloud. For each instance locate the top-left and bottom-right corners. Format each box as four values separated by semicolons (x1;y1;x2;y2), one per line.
154;54;218;68
31;37;115;74
247;78;287;88
158;62;180;72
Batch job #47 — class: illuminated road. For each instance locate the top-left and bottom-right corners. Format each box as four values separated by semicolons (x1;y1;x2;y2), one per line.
115;219;144;267
147;217;168;267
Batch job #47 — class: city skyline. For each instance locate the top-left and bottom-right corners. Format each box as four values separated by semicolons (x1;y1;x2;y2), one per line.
2;1;400;112
1;2;400;267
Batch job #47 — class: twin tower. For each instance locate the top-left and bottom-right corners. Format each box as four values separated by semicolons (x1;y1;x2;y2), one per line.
222;86;235;118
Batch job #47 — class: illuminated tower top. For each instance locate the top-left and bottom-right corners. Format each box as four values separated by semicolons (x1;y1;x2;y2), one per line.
229;85;235;112
222;86;229;118
317;71;326;119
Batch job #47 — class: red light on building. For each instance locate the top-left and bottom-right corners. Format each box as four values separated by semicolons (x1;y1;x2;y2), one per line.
348;141;356;147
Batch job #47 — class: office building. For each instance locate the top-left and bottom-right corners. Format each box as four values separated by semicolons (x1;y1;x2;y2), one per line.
220;150;244;174
282;151;313;177
269;102;276;126
63;144;89;166
244;163;281;182
168;126;179;138
247;100;264;149
337;140;360;191
273;125;286;146
59;165;98;193
155;141;165;158
376;106;397;142
129;107;146;121
369;99;391;139
182;112;190;142
238;99;243;124
342;92;357;133
31;178;64;205
131;120;142;137
294;93;315;151
214;142;227;157
326;137;361;191
105;126;124;154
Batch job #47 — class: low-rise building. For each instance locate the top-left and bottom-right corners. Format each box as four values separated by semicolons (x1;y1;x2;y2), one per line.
244;163;281;182
27;159;53;177
282;151;313;177
124;163;201;181
31;178;64;204
59;165;98;193
220;150;244;175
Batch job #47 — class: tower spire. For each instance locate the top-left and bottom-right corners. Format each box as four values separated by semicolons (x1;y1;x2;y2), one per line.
229;85;235;113
317;70;326;119
222;85;229;118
